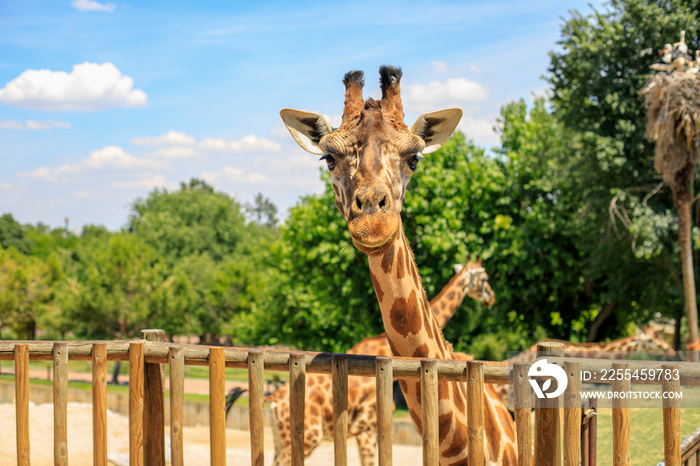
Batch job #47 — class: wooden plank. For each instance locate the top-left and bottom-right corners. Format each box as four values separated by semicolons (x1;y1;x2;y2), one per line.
467;361;485;466
581;400;590;466
332;355;349;466
169;347;184;466
513;363;532;466
534;342;564;466
129;342;145;466
248;350;265;466
6;340;700;386
93;343;108;466
15;344;30;466
662;364;682;466
589;398;597;466
53;343;69;466
209;347;226;466
375;356;393;466
290;353;306;466
563;361;581;466
141;329;166;466
611;362;630;466
421;359;439;466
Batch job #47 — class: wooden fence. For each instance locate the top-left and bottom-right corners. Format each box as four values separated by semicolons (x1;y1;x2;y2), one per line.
1;330;699;466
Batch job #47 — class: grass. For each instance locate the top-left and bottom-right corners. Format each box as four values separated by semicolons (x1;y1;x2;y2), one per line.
592;385;700;464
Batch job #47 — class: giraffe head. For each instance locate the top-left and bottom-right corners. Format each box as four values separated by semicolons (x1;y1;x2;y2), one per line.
635;324;675;355
453;255;495;306
281;66;462;253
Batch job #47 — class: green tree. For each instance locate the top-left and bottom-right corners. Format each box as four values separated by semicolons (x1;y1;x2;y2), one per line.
69;232;165;339
0;246;63;339
0;214;32;254
547;0;699;343
245;193;279;228
128;178;249;264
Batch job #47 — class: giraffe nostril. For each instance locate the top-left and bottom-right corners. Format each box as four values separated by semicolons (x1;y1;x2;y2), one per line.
356;197;362;210
378;197;386;209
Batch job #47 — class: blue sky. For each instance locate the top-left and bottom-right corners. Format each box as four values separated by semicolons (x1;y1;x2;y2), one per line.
0;0;601;231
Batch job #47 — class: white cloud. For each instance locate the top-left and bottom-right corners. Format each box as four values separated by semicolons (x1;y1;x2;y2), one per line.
402;77;489;111
85;146;166;169
131;130;281;154
71;0;116;12
19;146;168;182
0;183;12;190
432;61;449;74
148;147;201;160
111;174;171;190
201;166;270;184
457;115;500;147
198;134;281;153
0;62;147;111
21;164;81;182
0;120;72;130
131;130;195;146
469;64;483;75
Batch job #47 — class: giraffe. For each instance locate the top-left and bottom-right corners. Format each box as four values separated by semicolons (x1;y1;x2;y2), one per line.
494;324;677;408
508;324;675;364
280;66;518;465
266;257;493;466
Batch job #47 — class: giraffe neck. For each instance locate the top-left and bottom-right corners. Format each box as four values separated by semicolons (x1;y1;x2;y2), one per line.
367;224;453;360
365;224;517;465
430;269;471;329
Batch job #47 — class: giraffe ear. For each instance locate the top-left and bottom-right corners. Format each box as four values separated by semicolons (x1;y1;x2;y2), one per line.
410;108;463;154
280;109;334;155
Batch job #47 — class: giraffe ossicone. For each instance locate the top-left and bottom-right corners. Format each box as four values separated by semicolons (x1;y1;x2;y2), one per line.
282;66;518;465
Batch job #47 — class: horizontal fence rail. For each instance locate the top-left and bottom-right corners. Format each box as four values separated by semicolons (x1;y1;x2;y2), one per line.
2;340;700;385
2;333;699;466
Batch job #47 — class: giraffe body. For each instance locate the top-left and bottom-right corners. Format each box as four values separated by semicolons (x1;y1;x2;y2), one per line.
266;259;494;466
281;66;517;465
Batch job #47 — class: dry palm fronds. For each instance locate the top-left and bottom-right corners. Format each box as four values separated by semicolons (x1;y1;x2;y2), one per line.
641;73;700;182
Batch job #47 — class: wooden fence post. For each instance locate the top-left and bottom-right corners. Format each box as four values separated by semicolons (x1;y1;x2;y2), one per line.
467;360;485;466
611;362;630;466
290;353;306;466
15;344;30;466
421;359;439;466
209;347;226;466
563;361;581;466
332;355;349;466
169;347;184;466
141;329;166;466
129;342;145;466
513;363;532;466
662;364;681;466
53;343;69;466
376;356;393;466
534;342;564;466
93;343;108;466
248;350;265;466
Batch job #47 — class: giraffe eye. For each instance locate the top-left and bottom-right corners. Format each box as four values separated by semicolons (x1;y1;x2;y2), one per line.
320;154;337;171
407;153;424;171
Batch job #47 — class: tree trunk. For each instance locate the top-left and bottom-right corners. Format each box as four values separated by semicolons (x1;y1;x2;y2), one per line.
111;360;122;385
587;300;616;342
672;165;699;361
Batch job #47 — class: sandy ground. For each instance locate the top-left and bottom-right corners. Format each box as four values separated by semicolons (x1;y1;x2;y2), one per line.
0;402;422;465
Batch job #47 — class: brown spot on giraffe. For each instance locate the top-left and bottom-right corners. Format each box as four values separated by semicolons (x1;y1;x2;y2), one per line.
396;245;406;279
389;289;422;337
381;243;394;274
412;343;430;358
